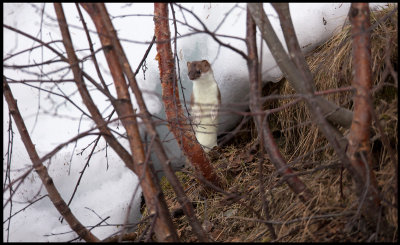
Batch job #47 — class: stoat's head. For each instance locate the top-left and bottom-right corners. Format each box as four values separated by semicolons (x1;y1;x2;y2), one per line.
187;60;211;80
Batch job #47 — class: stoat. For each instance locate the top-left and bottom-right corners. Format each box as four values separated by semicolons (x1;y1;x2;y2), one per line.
187;60;221;152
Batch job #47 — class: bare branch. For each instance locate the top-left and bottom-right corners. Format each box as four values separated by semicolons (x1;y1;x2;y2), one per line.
3;77;100;242
54;3;133;172
174;3;249;60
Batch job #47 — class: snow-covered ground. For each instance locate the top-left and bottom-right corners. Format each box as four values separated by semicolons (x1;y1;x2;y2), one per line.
3;3;389;241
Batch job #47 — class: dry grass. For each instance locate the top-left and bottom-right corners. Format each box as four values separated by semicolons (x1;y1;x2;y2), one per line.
138;4;398;242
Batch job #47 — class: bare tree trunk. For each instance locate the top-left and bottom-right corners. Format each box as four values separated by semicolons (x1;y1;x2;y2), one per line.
248;3;353;129
3;79;100;242
347;2;380;222
271;3;349;148
154;3;221;188
245;8;277;239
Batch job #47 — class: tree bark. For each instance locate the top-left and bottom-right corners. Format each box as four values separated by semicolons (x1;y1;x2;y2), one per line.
347;2;380;222
245;8;277;239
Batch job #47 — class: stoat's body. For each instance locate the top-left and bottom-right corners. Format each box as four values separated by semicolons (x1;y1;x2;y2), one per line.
187;60;221;152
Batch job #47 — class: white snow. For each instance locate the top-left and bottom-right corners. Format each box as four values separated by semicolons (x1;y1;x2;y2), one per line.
4;148;142;242
3;3;390;242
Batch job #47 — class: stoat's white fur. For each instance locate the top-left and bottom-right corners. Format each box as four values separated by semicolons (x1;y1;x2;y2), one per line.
191;69;220;152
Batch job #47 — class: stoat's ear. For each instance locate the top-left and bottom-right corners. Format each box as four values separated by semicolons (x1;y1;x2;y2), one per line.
201;60;210;71
187;61;191;68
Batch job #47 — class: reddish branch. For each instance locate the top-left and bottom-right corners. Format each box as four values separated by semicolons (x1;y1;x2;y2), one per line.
87;3;209;241
78;3;178;242
347;3;380;220
3;79;100;242
154;3;221;187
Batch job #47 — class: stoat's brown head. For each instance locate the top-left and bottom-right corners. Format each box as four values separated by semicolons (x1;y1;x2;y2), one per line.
187;60;211;80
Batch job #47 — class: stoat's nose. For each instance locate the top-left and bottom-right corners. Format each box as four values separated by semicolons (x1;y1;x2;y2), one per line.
188;70;201;80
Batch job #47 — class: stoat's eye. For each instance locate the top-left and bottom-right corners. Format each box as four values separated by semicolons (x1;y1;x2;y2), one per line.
196;70;201;75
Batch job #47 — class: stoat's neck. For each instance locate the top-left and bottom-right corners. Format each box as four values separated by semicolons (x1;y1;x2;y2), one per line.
192;71;218;96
